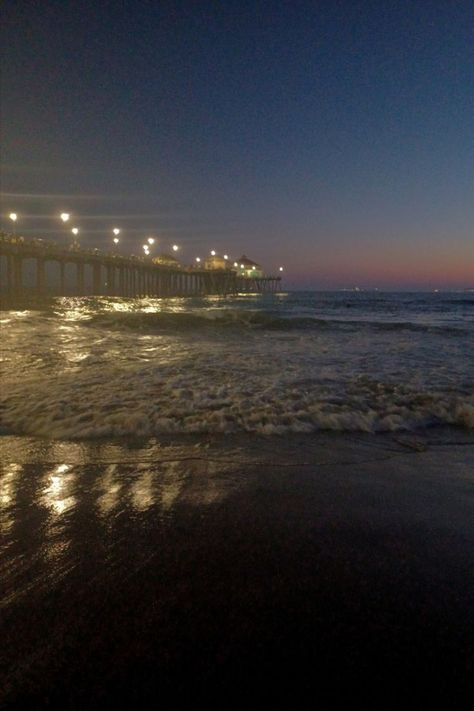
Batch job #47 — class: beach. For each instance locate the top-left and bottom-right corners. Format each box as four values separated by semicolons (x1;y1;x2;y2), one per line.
2;427;474;706
1;291;473;706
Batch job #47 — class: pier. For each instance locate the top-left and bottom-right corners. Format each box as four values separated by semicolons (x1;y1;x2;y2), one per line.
0;235;281;298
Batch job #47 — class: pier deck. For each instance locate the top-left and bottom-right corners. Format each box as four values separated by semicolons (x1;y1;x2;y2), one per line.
0;236;281;297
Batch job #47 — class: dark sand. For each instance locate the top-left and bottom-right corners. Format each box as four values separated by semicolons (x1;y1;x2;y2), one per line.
1;429;474;707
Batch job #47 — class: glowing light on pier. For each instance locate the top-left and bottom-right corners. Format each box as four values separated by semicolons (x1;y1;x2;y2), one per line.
147;237;155;245
172;244;179;252
60;212;70;223
0;237;281;296
71;227;79;236
9;212;17;222
113;228;120;236
279;266;284;272
224;255;228;260
210;250;216;256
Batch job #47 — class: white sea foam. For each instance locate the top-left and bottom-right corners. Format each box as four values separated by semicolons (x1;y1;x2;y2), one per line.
1;294;473;439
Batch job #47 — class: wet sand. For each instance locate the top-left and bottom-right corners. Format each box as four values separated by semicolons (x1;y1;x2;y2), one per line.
1;430;474;707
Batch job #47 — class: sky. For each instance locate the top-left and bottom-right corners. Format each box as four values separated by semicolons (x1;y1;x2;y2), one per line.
1;0;473;289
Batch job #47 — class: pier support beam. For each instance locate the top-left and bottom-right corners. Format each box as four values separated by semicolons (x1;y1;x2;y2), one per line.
93;264;101;294
6;255;13;294
77;263;85;295
36;258;46;294
0;239;281;298
106;265;115;295
13;256;22;294
60;262;65;295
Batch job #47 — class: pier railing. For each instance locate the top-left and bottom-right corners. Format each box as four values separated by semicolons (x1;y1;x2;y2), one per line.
0;235;281;297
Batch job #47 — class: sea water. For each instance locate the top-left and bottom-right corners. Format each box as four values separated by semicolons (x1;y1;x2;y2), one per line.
1;291;473;439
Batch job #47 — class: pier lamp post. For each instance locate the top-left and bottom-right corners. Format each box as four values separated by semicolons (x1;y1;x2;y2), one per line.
112;229;120;252
279;267;284;272
146;238;155;257
9;212;18;235
210;250;216;256
71;227;79;250
223;254;228;260
195;257;201;266
172;244;179;252
60;213;70;246
143;244;150;257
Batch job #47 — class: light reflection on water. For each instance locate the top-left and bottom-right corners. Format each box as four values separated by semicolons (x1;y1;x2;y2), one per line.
3;293;473;440
53;295;194;320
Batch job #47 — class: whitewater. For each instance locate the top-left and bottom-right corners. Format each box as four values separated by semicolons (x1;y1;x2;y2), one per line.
0;291;473;439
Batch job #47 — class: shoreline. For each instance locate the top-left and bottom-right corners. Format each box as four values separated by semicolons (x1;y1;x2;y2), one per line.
2;429;474;705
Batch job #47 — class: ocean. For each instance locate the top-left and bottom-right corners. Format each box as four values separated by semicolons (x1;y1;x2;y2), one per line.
2;290;474;706
1;291;473;439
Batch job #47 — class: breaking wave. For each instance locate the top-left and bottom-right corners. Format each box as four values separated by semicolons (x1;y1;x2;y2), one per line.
83;310;467;335
1;292;472;440
1;369;473;439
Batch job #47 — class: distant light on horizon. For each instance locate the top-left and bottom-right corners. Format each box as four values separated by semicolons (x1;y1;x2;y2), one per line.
113;228;120;236
9;212;17;222
71;227;79;235
147;237;155;245
172;244;179;251
279;267;284;272
60;212;70;222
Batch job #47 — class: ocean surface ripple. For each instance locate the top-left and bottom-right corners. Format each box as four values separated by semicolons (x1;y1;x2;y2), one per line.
1;292;473;438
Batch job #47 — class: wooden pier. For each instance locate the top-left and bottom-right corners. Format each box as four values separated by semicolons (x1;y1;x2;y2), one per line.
0;236;281;298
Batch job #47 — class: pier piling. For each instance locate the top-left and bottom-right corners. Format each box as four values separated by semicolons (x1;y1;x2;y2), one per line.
0;236;281;299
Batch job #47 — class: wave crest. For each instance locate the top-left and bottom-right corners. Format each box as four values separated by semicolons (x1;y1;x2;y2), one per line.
1;372;473;439
83;310;466;335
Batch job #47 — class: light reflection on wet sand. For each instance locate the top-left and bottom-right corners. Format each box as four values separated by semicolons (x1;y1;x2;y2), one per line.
42;464;76;516
96;463;121;516
0;463;23;534
131;467;156;512
0;438;243;605
2;431;474;706
158;461;186;511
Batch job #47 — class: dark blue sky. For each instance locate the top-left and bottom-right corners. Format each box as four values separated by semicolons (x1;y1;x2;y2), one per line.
1;0;473;288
